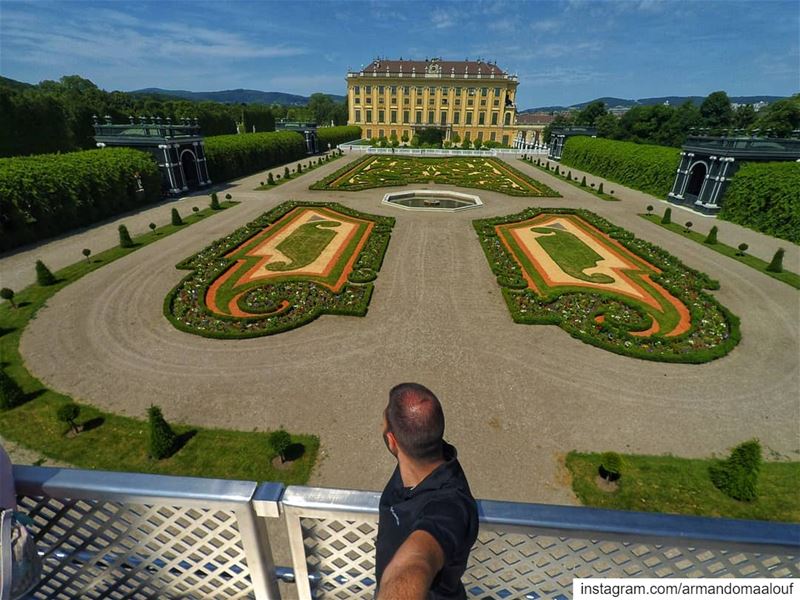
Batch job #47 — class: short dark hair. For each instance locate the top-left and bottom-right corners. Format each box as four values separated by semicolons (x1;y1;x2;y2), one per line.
386;383;445;462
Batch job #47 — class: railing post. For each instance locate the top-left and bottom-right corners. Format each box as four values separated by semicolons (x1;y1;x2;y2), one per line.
242;482;285;600
283;504;314;600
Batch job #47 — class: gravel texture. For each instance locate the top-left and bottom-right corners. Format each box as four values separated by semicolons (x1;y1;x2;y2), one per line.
6;153;799;505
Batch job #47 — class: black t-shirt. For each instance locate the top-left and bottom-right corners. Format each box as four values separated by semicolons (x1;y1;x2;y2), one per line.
375;443;478;599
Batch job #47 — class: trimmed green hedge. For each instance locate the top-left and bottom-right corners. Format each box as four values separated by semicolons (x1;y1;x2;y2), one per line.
204;131;307;182
560;137;680;198
474;208;740;363
316;126;362;150
0;148;160;252
719;162;800;244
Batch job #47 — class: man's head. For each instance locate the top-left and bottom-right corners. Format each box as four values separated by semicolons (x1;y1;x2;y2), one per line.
383;383;445;463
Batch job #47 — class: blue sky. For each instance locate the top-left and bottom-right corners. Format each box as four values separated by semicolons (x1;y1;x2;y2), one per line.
1;0;797;108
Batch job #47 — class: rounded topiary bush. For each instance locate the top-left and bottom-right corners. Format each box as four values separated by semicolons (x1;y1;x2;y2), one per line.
1;287;16;308
57;402;81;435
225;193;232;200
269;428;292;463
149;222;157;232
709;439;761;501
599;451;622;481
737;242;749;256
0;369;24;410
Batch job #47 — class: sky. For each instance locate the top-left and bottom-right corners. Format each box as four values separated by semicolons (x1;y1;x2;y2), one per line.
1;0;798;109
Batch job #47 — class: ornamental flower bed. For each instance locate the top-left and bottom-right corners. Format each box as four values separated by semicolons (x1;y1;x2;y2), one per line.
310;155;560;197
165;201;394;339
474;207;740;363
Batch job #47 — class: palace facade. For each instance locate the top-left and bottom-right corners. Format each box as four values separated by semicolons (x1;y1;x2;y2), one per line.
346;58;518;145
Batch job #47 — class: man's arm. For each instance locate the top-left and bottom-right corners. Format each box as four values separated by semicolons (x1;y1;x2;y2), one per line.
377;529;445;600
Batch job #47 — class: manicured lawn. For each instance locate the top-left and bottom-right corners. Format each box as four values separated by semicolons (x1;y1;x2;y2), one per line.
567;451;800;523
0;201;319;483
523;157;620;201
532;227;614;283
641;213;800;290
311;155;560;197
271;221;339;271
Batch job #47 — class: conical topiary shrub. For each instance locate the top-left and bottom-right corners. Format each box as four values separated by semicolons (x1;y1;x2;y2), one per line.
148;405;177;460
766;248;784;273
0;369;24;410
709;439;761;501
171;208;183;226
704;225;718;245
580;176;586;187
210;192;221;210
118;224;134;248
598;182;604;194
661;207;672;225
268;172;275;185
35;260;56;286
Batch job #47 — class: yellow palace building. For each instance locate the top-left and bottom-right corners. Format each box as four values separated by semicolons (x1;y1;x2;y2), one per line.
346;57;519;145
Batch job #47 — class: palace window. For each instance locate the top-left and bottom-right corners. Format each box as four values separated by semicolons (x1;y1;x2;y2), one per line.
428;98;435;106
366;85;372;94
504;113;511;126
468;87;476;96
481;87;488;96
404;98;410;105
467;98;474;107
440;111;447;125
502;135;509;145
453;112;460;124
490;132;496;141
366;129;372;138
479;112;485;125
493;99;499;107
464;131;471;141
429;86;436;94
477;131;483;141
455;99;461;107
354;85;360;94
355;109;361;122
403;110;410;124
353;96;360;104
366;110;373;122
416;110;422;123
403;86;410;94
391;110;397;123
390;86;397;94
480;100;487;107
466;112;473;125
416;86;423;94
455;87;462;96
494;87;500;96
491;112;498;126
378;86;385;94
442;98;448;106
379;129;384;138
416;98;423;106
379;97;385;105
428;110;435;124
441;87;449;94
391;129;396;137
378;110;385;122
366;97;372;105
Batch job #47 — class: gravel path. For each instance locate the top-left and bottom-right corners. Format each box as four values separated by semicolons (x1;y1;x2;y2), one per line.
6;153;800;505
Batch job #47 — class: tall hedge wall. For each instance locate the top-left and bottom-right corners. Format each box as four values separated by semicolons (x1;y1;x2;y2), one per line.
316;126;362;149
719;162;800;243
560;136;681;198
204;131;307;182
0;148;160;252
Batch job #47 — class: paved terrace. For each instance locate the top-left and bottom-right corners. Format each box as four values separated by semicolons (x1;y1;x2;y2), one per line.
2;152;798;506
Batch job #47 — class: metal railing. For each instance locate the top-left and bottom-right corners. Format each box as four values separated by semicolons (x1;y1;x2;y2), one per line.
6;466;799;599
338;144;549;157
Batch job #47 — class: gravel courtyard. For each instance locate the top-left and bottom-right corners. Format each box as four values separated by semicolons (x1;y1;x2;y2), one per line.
12;154;800;505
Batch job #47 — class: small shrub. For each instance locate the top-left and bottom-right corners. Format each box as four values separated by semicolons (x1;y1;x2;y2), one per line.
737;242;748;256
661;207;672;225
171;208;183;226
646;205;654;215
0;369;24;410
118;225;134;248
57;402;81;435
269;428;292;463
192;206;199;213
149;222;157;232
709;439;761;501
267;172;275;185
684;221;693;233
598;182;604;194
590;182;595;188
225;193;232;200
610;190;614;194
284;166;290;179
147;405;177;460
297;162;302;173
766;248;785;273
580;176;587;187
210;192;221;210
599;452;622;481
704;225;718;244
567;170;572;180
0;287;16;308
82;248;91;262
35;260;56;286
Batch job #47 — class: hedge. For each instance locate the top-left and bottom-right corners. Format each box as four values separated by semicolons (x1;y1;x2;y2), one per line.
316;126;362;150
560;137;680;198
0;148;160;252
718;162;800;244
204;131;307;183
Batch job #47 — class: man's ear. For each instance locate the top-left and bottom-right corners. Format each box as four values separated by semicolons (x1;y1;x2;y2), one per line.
385;431;399;456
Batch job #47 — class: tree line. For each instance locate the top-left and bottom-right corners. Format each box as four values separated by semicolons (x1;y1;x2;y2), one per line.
543;91;800;148
0;75;348;158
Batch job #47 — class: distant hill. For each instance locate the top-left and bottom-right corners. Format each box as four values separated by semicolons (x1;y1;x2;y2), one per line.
131;87;346;105
0;76;34;91
522;95;787;113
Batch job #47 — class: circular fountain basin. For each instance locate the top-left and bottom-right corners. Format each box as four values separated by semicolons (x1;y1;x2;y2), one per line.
382;189;483;212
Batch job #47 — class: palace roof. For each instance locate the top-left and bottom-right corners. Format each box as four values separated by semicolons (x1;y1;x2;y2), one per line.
357;58;508;77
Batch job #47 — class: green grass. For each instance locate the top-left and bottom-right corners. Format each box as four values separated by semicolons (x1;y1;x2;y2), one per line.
0;201;319;483
255;152;343;190
641;213;800;290
524;158;620;201
532;226;614;283
269;221;338;271
567;451;800;523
